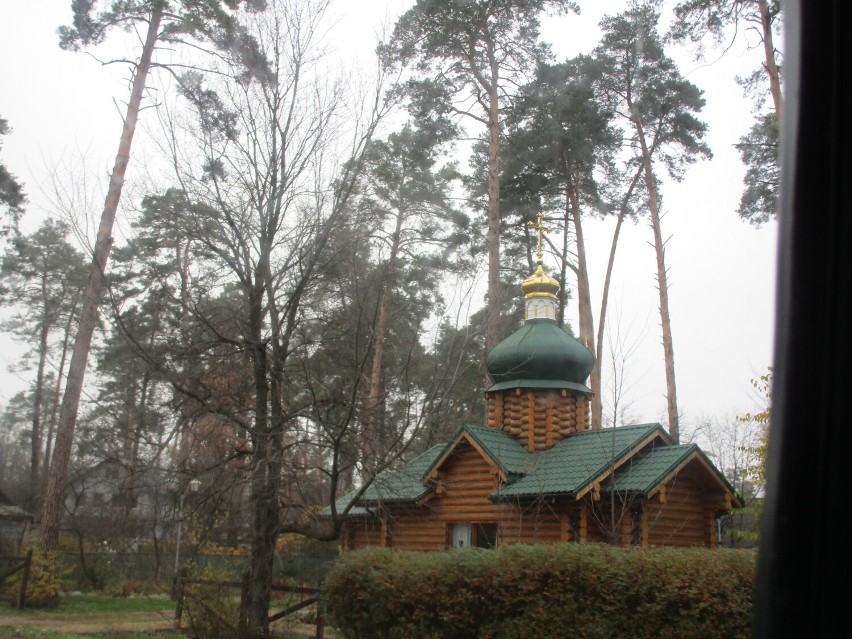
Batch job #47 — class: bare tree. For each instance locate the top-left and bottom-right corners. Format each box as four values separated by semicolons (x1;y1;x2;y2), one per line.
147;1;394;633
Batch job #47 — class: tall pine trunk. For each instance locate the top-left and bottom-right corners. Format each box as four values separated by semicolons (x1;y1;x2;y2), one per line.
242;275;277;639
633;117;679;442
31;313;49;488
39;7;162;553
758;0;782;124
565;173;594;354
362;209;404;479
485;85;502;355
592;165;643;430
43;299;77;480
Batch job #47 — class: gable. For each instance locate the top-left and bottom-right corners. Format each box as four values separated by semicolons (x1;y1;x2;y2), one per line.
425;439;501;514
603;444;741;508
425;423;529;483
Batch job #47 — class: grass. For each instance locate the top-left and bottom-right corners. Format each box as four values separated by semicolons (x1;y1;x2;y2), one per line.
0;593;181;639
0;592;326;638
0;594;174;618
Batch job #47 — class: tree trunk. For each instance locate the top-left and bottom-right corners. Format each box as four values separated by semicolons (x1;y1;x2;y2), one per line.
565;173;594;353
38;7;163;553
592;165;643;430
758;0;782;124
31;311;49;488
43;300;76;480
242;280;276;639
557;211;568;326
634;120;680;442
484;84;503;356
176;237;194;456
362;209;404;479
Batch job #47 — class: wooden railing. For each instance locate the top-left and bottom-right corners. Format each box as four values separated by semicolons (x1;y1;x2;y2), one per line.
174;566;325;638
0;549;33;609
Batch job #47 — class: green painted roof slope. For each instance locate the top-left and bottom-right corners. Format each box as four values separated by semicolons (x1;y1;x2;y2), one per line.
603;443;739;499
602;444;699;495
486;319;595;387
359;444;445;503
321;445;445;516
461;423;530;478
497;423;668;498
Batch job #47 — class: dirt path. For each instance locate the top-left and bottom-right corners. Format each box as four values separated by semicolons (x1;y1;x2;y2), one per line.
1;611;337;637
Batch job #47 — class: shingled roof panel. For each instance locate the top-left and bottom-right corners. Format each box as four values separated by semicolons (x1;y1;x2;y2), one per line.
497;423;667;498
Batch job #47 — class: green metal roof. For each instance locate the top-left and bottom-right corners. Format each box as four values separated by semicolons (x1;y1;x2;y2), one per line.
602;443;739;499
358;444;445;504
456;423;530;479
602;444;699;495
321;445;445;517
496;423;668;499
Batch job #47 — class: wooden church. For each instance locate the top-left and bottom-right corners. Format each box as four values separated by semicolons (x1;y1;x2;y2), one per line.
332;221;739;551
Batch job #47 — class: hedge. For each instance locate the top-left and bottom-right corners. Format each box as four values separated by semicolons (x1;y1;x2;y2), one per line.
324;544;755;639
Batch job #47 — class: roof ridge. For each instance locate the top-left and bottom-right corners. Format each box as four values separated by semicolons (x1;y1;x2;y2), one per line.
569;422;661;436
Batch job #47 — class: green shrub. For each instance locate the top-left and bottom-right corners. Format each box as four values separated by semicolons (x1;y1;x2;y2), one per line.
3;549;71;608
324;544;756;639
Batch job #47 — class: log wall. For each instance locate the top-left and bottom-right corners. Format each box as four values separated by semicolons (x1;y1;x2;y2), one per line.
644;470;712;547
426;440;502;522
486;388;590;451
345;518;383;550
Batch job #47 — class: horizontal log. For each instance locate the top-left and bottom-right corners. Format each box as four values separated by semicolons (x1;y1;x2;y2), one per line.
442;471;496;481
647;504;707;514
392;536;446;546
437;496;494;506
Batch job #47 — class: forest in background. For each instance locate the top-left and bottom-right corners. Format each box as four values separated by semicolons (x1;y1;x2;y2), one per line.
0;0;777;634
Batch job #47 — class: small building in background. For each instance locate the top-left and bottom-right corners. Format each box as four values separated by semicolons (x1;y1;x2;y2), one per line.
0;488;33;554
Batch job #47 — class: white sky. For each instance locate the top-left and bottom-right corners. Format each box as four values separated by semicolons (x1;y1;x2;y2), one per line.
0;1;777;432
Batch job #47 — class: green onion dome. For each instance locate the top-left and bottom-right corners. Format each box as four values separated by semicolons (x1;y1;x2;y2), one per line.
489;220;595;392
486;318;595;390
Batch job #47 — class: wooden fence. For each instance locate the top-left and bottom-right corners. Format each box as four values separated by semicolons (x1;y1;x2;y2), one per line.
174;566;325;638
0;549;33;609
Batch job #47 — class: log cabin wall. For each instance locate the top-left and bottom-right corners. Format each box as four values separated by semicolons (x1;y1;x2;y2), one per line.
425;440;502;523
345;518;383;550
644;470;711;547
499;501;564;545
349;440;506;551
385;509;447;551
486;389;591;451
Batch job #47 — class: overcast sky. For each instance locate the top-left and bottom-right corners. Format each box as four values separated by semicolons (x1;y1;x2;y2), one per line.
0;1;778;433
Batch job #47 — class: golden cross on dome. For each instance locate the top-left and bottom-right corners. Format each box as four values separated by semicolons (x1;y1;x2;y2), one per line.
528;212;550;266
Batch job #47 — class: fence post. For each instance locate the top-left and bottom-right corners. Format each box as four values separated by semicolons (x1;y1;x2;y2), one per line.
174;566;187;627
238;570;250;636
315;592;324;639
17;549;32;610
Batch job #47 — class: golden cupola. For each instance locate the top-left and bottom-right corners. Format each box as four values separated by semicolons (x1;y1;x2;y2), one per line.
522;264;560;320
